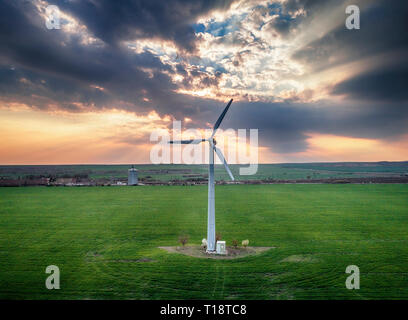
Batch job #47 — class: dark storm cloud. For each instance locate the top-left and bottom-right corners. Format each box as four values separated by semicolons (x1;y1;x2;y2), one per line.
283;0;341;14
260;0;408;153
0;0;223;116
264;0;346;38
0;66;111;111
223;100;408;153
293;0;408;71
332;64;408;102
285;0;408;143
47;0;235;52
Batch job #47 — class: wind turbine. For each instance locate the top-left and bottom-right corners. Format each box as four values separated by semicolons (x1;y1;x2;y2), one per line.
169;99;234;252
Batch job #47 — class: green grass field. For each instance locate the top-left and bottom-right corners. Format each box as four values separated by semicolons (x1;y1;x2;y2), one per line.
1;184;408;299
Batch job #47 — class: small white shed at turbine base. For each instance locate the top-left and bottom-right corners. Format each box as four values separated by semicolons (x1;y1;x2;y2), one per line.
128;166;138;185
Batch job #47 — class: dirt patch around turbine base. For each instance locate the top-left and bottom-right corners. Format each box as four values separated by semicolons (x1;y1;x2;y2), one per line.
159;245;274;259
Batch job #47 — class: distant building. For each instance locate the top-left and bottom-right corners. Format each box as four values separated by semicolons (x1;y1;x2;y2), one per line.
55;177;76;186
128;166;138;185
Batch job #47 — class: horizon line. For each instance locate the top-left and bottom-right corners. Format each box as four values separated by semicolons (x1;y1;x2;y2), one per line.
1;160;408;166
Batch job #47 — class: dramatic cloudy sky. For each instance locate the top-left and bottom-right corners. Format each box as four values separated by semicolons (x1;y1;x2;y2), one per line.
0;0;407;164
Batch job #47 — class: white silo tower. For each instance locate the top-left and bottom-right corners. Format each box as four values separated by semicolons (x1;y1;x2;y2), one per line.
128;166;138;185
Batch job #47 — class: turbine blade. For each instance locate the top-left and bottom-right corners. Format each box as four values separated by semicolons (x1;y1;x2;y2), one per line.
168;139;205;144
211;99;233;138
214;146;235;181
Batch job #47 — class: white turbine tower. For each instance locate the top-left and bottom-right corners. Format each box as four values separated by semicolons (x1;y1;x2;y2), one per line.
169;99;234;252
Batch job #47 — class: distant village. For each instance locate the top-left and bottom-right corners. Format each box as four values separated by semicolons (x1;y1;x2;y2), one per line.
0;174;211;187
0;166;211;187
0;166;138;187
1;169;408;187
